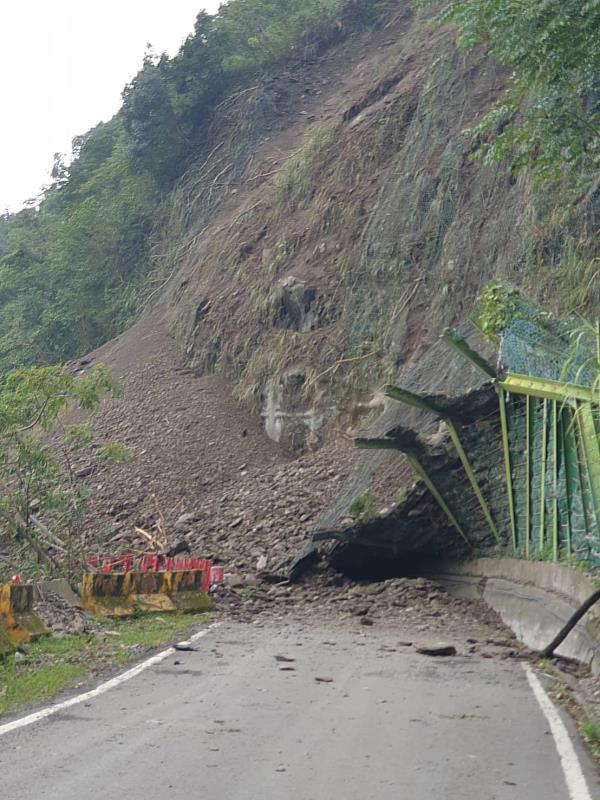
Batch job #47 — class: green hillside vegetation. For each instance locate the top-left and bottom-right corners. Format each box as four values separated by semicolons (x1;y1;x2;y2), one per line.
0;0;392;373
416;0;600;180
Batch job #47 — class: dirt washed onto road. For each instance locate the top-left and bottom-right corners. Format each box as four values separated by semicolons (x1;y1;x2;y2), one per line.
211;570;522;662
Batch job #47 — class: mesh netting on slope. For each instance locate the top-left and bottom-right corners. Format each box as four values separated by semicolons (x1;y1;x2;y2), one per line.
316;320;495;531
500;317;597;386
315;45;526;533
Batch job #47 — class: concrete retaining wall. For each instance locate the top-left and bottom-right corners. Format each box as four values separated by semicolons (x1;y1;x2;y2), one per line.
427;558;600;674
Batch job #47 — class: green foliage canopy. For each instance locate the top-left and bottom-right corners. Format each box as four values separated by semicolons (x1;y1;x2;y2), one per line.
415;0;600;180
0;364;123;574
121;0;390;183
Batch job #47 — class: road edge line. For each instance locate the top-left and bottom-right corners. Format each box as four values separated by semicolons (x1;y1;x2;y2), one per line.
523;662;592;800
0;621;220;738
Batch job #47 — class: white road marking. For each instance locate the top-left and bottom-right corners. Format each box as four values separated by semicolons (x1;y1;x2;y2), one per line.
0;622;220;738
524;663;593;800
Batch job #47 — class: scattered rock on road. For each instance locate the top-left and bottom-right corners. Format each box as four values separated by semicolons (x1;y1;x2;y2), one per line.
416;643;458;657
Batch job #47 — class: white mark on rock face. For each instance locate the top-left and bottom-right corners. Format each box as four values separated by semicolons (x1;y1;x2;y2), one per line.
263;383;284;444
261;379;331;448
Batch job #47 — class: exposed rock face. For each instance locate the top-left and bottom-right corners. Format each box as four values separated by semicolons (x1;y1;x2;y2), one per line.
262;369;332;453
277;277;321;333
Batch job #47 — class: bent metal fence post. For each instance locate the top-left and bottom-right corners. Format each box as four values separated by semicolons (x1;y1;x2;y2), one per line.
351;320;599;569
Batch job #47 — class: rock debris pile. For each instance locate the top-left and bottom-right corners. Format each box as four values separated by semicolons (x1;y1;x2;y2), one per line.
65;311;355;577
34;590;95;636
215;571;518;651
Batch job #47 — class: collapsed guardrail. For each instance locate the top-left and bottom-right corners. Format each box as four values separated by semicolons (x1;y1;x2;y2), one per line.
295;312;600;578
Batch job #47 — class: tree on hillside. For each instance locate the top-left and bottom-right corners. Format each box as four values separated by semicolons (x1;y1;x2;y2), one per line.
122;56;191;185
61;119;122;200
0;364;126;578
415;0;600;180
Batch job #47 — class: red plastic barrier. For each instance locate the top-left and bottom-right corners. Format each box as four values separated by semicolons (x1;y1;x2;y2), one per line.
199;559;209;592
82;553;218;587
210;566;224;586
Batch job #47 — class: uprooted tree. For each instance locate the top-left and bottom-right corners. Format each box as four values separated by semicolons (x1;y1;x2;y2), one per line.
0;364;128;578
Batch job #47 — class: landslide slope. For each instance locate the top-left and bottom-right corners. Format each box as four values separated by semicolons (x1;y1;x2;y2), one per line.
70;308;354;575
63;2;598;568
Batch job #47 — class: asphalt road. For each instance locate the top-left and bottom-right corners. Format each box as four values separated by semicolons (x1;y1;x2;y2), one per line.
1;622;598;799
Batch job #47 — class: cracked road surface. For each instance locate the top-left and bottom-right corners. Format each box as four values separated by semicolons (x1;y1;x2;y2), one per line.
1;622;598;799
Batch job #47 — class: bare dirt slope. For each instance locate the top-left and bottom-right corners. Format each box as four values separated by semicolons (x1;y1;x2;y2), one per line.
72;307;354;574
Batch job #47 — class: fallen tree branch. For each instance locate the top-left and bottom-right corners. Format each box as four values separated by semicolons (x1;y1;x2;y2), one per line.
135;526;156;545
390;277;424;322
305;350;379;390
212;200;265;239
247;168;281;182
30;515;66;552
140;266;181;311
152;494;169;551
215;85;260;111
539;588;600;659
0;507;59;571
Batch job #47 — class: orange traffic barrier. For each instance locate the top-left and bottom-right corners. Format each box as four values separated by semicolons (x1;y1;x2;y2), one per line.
0;583;49;655
80;569;212;617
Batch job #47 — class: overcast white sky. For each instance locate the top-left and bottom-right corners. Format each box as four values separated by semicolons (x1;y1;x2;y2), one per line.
0;1;222;213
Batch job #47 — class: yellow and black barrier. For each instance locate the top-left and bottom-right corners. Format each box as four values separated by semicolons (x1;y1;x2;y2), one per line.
80;570;212;617
0;583;50;655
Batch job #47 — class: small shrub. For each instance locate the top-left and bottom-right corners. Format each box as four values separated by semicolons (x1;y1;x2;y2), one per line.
580;719;600;760
98;442;132;464
349;489;376;521
475;280;520;342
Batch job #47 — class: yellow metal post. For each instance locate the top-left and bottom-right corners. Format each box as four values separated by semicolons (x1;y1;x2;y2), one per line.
552;400;559;561
524;395;531;559
445;419;501;544
355;437;471;547
539;399;548;553
404;453;472;548
576;403;600;535
498;386;517;553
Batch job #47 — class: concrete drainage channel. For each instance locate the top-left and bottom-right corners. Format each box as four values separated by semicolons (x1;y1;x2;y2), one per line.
426;558;600;674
